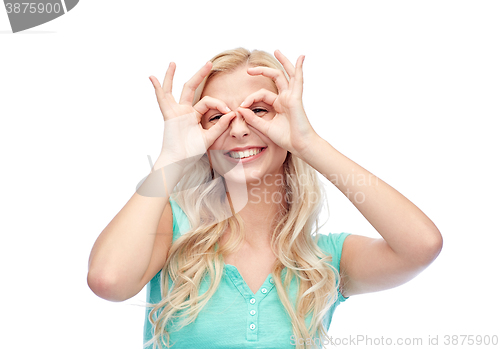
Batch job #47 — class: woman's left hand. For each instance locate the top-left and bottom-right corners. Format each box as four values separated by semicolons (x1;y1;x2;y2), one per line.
237;50;318;157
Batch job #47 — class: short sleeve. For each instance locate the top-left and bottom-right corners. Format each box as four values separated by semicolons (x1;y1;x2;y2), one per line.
316;232;351;302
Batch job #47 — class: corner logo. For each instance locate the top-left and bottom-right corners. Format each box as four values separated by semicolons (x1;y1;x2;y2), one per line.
3;0;79;33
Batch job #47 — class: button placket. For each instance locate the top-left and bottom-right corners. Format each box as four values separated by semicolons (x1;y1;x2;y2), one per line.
225;265;262;341
222;268;281;342
246;296;259;341
245;277;277;341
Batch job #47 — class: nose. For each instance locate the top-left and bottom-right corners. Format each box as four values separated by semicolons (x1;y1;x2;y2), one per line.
229;111;250;138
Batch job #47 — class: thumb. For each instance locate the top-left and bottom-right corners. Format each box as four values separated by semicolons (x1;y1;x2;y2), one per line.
238;107;270;136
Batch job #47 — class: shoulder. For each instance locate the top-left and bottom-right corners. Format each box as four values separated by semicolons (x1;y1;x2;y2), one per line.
315;232;352;302
315;232;351;271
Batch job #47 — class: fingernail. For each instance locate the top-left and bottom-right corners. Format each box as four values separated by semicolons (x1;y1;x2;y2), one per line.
225;107;231;112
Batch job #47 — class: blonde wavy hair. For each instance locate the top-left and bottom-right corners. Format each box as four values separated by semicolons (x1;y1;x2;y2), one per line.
145;48;340;349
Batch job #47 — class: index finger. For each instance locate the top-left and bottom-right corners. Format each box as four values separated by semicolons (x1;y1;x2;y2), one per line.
179;61;212;105
246;66;288;93
239;88;278;108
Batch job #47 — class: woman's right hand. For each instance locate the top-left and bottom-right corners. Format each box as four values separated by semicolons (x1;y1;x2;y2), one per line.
149;61;235;169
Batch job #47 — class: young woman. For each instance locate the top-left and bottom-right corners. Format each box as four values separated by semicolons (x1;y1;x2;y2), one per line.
87;48;443;349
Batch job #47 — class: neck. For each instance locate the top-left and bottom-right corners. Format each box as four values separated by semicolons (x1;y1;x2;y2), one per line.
224;173;287;248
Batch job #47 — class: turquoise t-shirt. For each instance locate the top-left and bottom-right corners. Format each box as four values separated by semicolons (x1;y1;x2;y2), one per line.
143;198;350;348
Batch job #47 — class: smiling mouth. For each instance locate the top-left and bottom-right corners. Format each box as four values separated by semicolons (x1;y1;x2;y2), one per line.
224;147;266;160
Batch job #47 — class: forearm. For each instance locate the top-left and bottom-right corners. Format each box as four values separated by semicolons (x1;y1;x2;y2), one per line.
299;135;442;263
87;157;184;299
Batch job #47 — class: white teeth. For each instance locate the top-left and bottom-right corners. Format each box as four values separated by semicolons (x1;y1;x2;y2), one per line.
228;148;263;159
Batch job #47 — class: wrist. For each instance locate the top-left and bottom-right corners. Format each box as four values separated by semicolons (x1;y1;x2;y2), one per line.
137;157;185;198
153;154;182;172
294;132;324;162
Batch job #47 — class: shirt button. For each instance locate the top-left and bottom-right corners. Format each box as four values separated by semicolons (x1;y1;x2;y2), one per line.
250;298;256;304
261;288;268;294
270;278;274;284
250;323;256;330
250;310;256;316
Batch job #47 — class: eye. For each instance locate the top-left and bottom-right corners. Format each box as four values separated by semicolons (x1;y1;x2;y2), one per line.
209;114;223;122
252;108;268;116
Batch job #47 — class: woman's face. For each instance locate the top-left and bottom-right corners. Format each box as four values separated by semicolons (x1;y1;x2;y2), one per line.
200;65;288;185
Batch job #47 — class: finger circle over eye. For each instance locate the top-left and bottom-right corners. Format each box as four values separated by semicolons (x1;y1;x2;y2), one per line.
240;89;278;108
193;96;230;116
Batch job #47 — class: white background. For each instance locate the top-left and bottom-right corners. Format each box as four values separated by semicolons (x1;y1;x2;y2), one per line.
1;1;499;348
